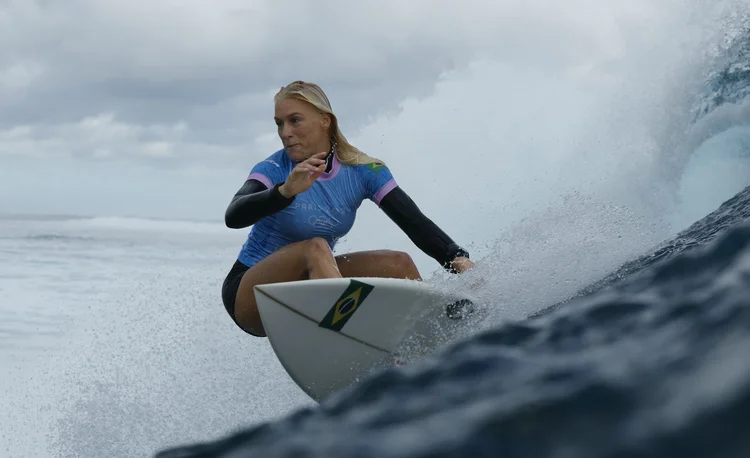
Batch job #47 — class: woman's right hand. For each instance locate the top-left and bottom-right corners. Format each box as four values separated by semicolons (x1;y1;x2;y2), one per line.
278;152;328;198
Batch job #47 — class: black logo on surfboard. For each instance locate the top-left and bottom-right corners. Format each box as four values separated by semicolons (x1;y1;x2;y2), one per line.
319;280;375;331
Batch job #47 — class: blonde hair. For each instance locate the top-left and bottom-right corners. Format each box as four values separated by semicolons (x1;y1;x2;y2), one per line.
274;81;381;166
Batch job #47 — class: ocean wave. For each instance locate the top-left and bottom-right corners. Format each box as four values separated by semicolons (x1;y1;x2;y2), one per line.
1;214;231;236
154;17;750;458
156;188;750;458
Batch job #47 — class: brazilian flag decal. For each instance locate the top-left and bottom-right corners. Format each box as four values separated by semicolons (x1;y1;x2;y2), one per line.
319;280;375;331
366;162;386;173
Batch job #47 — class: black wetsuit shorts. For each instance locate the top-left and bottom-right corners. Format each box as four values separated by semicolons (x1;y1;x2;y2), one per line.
221;259;251;329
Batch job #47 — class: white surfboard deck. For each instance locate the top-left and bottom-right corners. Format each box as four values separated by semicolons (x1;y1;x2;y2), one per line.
254;277;476;402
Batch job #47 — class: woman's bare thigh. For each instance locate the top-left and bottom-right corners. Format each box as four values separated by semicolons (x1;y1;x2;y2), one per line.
233;238;340;336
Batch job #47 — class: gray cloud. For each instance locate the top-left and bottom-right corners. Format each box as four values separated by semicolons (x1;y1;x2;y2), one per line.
1;0;648;168
1;1;462;138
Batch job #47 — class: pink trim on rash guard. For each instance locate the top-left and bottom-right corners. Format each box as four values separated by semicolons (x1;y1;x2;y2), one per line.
373;178;398;206
247;173;273;189
316;154;341;182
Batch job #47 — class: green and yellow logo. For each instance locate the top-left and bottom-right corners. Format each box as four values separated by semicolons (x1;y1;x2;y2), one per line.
366;162;386;173
319;280;375;331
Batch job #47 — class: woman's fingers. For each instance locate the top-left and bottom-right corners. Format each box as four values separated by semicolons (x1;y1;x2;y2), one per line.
284;153;329;195
298;164;325;174
305;152;328;164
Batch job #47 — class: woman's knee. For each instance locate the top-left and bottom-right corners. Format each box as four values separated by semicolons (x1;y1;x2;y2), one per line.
303;237;334;260
389;250;418;271
376;249;420;278
395;250;414;263
375;249;405;263
306;237;332;252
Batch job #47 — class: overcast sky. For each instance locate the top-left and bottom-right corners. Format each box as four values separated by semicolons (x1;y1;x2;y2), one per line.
0;0;736;273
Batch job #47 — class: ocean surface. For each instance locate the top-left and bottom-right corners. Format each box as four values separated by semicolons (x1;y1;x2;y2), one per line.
3;8;750;458
0;215;318;457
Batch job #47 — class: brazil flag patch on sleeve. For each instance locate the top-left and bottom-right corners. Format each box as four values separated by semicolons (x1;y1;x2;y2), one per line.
319;280;375;331
365;162;386;173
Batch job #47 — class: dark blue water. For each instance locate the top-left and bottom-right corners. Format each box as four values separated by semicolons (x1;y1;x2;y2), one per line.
155;24;750;458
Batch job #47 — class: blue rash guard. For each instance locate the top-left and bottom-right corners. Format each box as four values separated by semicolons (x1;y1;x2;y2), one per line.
236;149;397;268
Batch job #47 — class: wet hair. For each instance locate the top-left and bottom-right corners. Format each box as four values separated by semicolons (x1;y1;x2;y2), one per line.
274;81;381;166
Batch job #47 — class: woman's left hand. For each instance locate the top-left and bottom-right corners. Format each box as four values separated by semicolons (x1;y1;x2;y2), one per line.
451;256;474;273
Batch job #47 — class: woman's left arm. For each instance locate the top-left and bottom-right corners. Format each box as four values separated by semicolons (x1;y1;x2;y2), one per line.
378;186;474;273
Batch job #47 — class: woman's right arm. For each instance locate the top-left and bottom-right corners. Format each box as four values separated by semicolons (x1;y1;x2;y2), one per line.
224;179;295;229
225;153;326;229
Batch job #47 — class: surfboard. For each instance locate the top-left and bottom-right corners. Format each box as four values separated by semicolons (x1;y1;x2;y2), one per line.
254;277;476;402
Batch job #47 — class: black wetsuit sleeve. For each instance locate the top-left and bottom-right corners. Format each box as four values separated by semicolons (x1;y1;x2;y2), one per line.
379;186;470;273
224;179;295;229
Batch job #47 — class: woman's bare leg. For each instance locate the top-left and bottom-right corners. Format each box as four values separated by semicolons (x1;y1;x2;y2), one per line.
234;244;422;336
335;250;422;280
233;237;341;336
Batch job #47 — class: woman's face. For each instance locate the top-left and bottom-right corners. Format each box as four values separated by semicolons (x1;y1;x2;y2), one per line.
274;97;331;162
